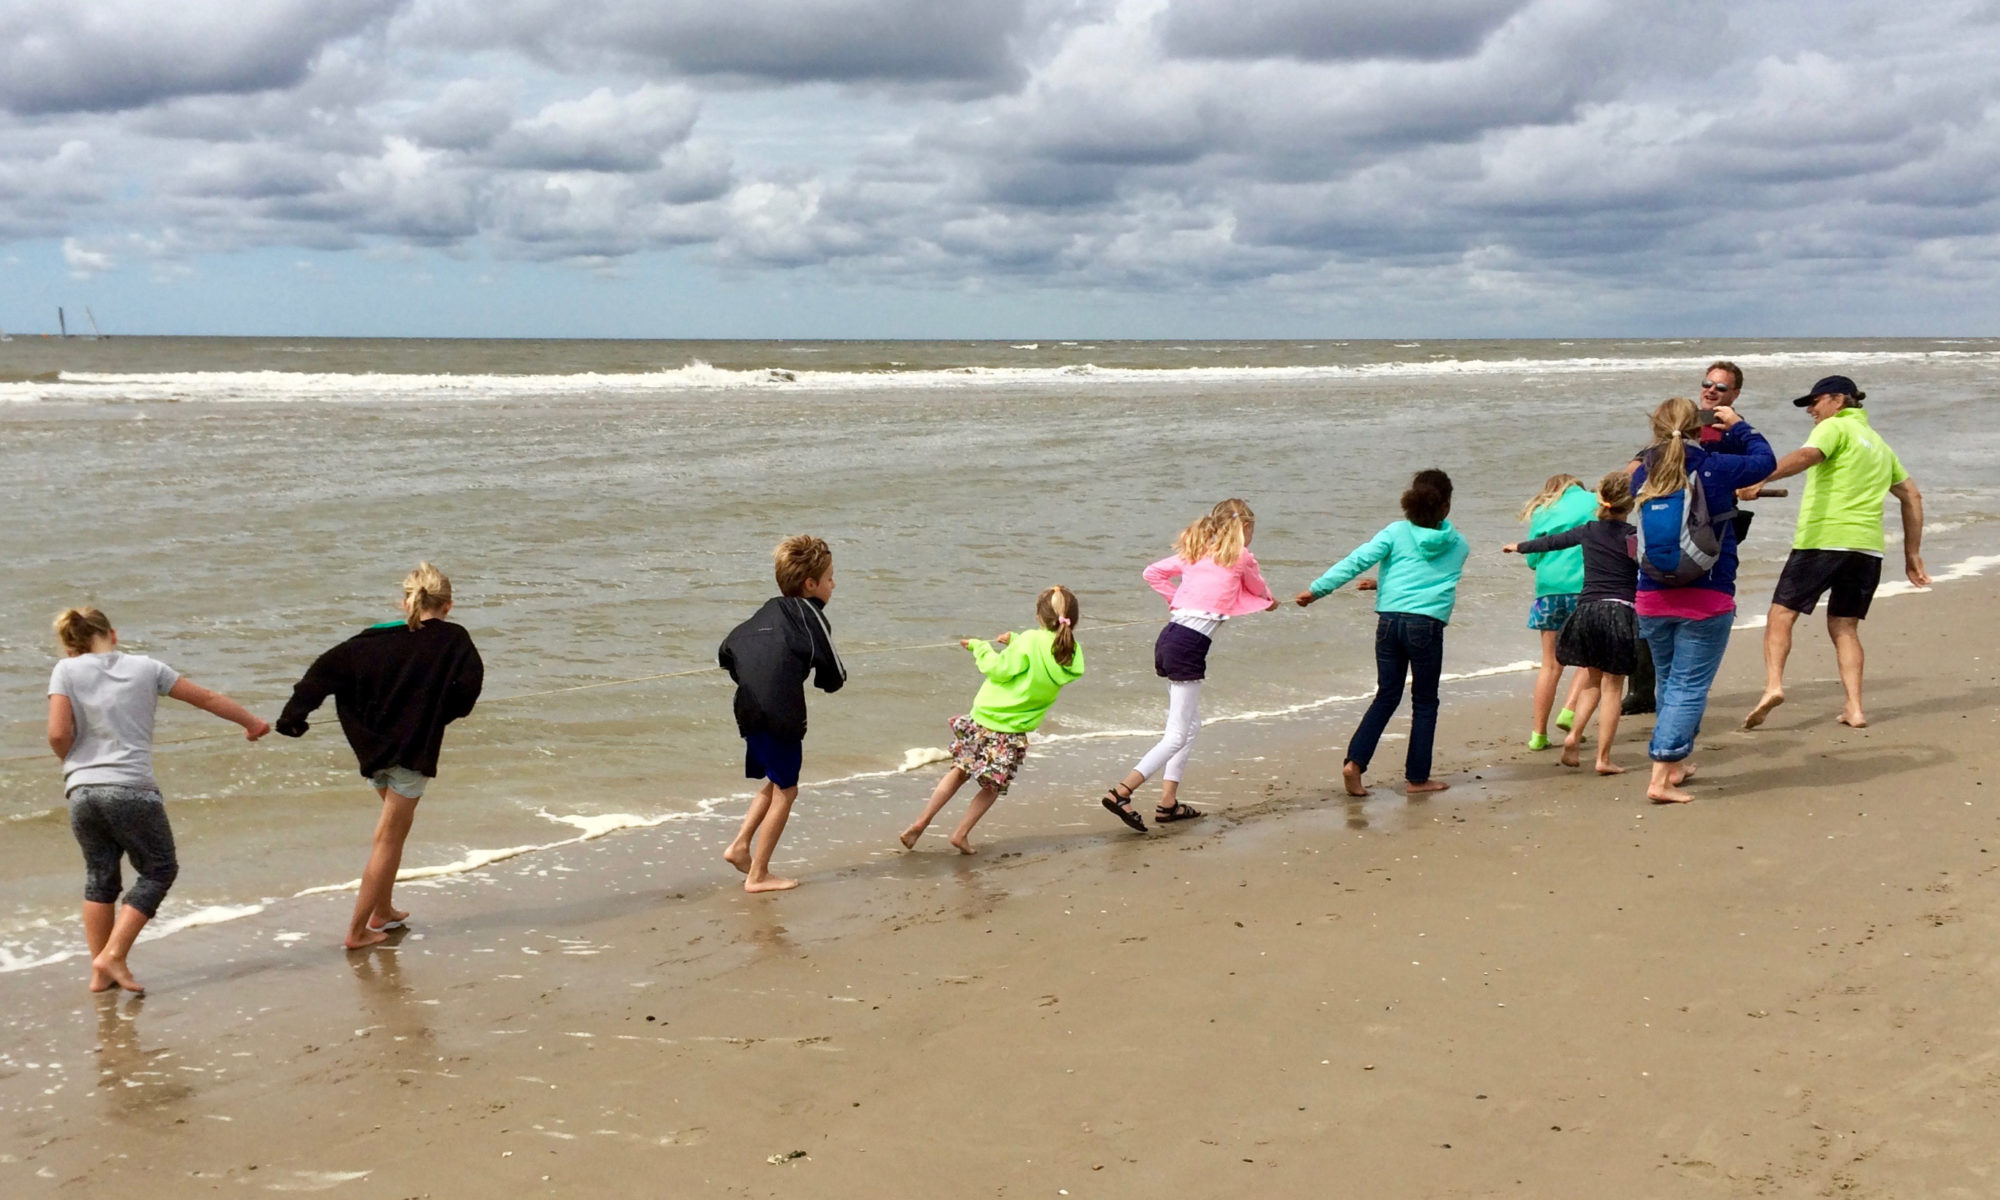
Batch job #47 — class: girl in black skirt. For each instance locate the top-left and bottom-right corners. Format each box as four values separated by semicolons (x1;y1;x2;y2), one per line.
1504;471;1640;775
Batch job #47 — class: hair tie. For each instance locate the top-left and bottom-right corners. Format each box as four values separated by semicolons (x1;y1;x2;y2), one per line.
1057;617;1072;627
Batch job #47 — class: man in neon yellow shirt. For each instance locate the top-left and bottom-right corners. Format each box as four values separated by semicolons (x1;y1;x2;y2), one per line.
1743;375;1928;731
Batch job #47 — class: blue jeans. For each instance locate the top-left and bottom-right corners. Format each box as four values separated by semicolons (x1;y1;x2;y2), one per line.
1347;612;1444;783
1638;611;1734;762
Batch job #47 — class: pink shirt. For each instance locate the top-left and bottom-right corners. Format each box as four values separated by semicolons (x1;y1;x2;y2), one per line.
1143;551;1275;618
1634;586;1735;621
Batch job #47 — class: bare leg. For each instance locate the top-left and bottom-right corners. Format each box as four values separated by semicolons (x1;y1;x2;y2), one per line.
744;786;801;893
902;768;969;848
1593;673;1626;774
1531;631;1562;741
1562;669;1602;768
1648;759;1694;804
92;904;152;993
949;786;1001;854
1829;615;1867;727
1745;605;1799;729
347;788;419;950
83;900;116;992
1560;670;1590;730
725;782;776;872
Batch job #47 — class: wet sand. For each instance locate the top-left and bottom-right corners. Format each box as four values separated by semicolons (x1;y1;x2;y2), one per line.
5;573;1999;1197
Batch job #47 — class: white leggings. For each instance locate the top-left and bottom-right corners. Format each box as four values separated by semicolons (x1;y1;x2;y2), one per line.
1133;680;1203;784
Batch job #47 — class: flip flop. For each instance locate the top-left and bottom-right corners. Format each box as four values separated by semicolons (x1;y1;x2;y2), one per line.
1101;788;1147;833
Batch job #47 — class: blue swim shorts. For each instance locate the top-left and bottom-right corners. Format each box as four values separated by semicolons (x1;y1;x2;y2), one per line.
743;732;803;790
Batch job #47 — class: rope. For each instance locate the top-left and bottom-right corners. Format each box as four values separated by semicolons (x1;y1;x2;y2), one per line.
0;616;1160;767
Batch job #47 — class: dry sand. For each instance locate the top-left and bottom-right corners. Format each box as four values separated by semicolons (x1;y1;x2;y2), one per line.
6;574;2000;1198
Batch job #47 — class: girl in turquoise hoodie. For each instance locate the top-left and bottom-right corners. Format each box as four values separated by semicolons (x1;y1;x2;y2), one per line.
1517;475;1599;750
1296;469;1469;797
900;586;1085;854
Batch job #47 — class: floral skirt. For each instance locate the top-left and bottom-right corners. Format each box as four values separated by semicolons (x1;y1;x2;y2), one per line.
948;715;1030;795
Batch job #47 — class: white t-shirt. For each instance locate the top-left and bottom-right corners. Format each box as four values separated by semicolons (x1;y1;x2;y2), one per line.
48;652;180;792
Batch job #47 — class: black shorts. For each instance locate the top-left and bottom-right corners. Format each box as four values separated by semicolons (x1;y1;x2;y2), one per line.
1153;622;1212;682
1771;549;1883;619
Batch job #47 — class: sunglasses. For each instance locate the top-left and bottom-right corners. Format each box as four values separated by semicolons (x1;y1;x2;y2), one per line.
1700;380;1736;391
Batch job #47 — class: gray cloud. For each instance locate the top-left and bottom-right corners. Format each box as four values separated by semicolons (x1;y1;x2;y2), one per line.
0;1;402;115
1158;0;1528;63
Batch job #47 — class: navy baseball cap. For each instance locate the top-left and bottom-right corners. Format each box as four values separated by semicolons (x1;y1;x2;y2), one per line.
1792;375;1858;407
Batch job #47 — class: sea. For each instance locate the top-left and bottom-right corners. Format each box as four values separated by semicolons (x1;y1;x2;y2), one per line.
2;336;1996;975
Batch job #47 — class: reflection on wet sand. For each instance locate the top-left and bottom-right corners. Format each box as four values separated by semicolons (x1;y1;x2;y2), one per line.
94;994;195;1114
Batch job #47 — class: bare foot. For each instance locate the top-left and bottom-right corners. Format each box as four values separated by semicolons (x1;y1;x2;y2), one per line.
1406;779;1449;794
1595;760;1626;776
88;967;116;993
1669;762;1698;786
344;927;390;951
1743;691;1784;729
1342;761;1369;797
898;827;922;850
1649;785;1695;804
92;955;145;994
1559;740;1582;769
723;843;752;874
948;835;978;856
368;905;410;931
1838;708;1868;728
744;875;800;894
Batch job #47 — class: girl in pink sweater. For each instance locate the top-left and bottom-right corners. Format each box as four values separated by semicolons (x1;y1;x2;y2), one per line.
1102;498;1277;832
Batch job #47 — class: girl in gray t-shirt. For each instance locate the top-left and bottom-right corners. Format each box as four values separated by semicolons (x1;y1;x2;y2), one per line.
47;606;268;995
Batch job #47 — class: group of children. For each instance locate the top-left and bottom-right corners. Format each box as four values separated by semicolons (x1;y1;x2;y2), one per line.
38;404;1822;988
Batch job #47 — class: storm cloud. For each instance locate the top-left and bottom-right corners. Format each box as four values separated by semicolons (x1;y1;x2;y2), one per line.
7;0;2000;333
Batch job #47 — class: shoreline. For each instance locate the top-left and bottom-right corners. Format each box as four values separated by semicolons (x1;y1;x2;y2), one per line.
5;565;1999;1194
1;545;1989;977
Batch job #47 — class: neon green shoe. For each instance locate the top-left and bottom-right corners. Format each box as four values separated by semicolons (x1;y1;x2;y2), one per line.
1528;732;1550;751
1555;707;1577;731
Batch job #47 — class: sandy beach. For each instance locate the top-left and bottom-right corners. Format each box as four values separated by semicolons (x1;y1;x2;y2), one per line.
5;569;1998;1198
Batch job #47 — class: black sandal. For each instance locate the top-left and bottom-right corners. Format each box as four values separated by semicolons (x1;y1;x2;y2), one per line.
1101;786;1147;833
1154;802;1204;824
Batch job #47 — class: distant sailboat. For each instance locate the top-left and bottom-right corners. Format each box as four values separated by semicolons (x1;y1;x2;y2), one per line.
85;306;103;338
58;306;68;338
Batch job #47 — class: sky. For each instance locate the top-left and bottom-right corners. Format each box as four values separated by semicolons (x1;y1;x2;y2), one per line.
1;0;1997;339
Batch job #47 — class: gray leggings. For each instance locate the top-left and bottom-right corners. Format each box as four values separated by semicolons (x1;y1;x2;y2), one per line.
68;785;179;918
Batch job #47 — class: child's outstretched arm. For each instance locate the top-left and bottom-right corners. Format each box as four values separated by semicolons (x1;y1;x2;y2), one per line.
1142;555;1186;603
1237;550;1278;608
966;633;1030;683
275;645;344;737
1296;529;1392;606
169;679;270;740
1508;526;1587;558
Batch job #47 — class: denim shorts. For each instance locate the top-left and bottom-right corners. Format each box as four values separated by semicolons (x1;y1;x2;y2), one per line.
369;766;431;798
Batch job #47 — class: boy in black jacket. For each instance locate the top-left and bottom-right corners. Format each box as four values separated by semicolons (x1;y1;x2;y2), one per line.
718;535;847;892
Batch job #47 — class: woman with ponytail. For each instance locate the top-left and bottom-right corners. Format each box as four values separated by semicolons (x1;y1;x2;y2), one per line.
277;563;484;948
1629;397;1774;803
901;586;1086;854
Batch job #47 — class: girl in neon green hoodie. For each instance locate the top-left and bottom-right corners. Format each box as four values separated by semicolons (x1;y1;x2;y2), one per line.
900;586;1085;854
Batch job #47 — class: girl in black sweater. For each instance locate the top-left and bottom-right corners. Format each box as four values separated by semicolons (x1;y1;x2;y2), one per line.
278;563;483;949
1504;471;1639;776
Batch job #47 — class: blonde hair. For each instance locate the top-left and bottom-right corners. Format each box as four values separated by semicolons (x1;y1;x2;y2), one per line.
402;562;452;630
1517;473;1585;522
774;535;832;598
1206;498;1254;567
1638;397;1701;502
1595;469;1635;520
1172;514;1214;563
54;606;114;654
1036;585;1080;668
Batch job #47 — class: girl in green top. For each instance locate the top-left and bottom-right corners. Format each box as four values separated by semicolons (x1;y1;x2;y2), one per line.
900;586;1085;855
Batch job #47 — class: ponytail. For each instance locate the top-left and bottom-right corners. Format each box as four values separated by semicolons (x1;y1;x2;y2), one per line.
1037;585;1080;668
1172;515;1213;563
54;606;114;654
1595;468;1634;520
1638;398;1699;502
402;561;452;630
